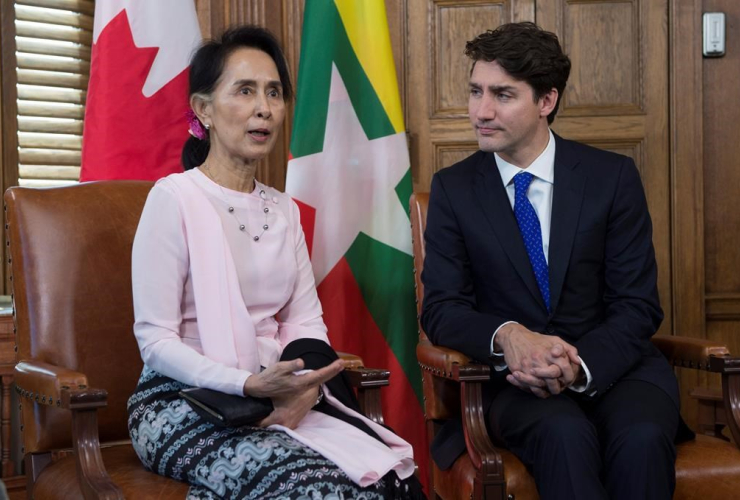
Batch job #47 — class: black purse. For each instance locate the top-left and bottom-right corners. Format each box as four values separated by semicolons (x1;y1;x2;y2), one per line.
179;387;274;428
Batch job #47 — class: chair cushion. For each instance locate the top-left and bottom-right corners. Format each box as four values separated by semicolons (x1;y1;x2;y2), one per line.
433;449;537;500
433;434;740;500
674;434;740;500
32;444;190;499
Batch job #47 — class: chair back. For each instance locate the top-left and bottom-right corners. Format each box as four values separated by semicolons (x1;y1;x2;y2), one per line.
410;193;461;423
410;192;429;340
5;181;153;454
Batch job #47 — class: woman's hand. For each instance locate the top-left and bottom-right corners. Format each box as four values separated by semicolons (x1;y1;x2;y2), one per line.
259;385;320;429
243;358;344;398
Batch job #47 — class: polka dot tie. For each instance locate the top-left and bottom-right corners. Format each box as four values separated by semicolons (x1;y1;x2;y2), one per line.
513;172;551;312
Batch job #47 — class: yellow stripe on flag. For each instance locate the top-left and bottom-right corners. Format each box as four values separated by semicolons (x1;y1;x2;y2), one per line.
333;0;405;134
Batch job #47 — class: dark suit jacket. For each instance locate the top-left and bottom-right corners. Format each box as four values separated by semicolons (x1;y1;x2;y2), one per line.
420;134;680;469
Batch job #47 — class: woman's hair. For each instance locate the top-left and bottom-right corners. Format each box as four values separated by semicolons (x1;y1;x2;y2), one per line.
181;25;293;170
465;22;571;124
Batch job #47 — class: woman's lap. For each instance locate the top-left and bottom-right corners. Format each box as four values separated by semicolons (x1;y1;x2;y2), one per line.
128;365;422;499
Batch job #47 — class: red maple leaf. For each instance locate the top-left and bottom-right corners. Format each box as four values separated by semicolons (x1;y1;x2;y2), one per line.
80;10;190;181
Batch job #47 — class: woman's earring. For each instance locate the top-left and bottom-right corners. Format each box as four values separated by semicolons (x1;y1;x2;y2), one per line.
205;124;211;130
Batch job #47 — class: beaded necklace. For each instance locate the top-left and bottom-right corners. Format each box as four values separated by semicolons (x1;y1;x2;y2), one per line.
202;164;270;242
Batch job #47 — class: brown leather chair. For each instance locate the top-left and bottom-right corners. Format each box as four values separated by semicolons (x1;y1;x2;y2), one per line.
4;182;390;500
410;191;740;500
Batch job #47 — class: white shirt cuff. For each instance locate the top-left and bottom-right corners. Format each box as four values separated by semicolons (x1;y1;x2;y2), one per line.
568;356;596;395
490;321;517;371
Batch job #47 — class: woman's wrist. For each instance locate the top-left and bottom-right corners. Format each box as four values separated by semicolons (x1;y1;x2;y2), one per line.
313;385;324;406
243;374;258;397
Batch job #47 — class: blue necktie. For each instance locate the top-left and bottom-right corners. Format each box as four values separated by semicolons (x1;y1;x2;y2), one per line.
513;172;550;312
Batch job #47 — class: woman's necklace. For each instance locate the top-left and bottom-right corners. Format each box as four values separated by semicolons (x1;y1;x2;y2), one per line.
202;163;270;242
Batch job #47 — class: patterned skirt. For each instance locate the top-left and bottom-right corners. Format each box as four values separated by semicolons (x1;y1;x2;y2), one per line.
127;366;425;499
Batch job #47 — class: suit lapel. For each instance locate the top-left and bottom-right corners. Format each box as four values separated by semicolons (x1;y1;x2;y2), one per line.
473;153;547;311
548;136;586;312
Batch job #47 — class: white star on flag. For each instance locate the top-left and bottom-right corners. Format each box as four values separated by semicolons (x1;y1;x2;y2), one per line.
286;64;412;285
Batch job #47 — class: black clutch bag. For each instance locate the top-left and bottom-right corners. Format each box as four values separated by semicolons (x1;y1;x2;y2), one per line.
179;387;274;428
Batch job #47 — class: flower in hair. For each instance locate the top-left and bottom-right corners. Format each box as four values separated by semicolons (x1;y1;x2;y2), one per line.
186;109;207;140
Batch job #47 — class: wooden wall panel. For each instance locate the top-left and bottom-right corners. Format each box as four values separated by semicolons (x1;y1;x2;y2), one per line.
435;142;479;173
432;1;507;116
703;1;740;295
541;0;672;334
562;0;641;114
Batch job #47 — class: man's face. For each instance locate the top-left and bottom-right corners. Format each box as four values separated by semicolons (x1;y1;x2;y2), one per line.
468;60;551;163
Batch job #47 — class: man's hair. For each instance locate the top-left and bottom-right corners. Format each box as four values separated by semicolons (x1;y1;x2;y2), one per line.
465;22;571;124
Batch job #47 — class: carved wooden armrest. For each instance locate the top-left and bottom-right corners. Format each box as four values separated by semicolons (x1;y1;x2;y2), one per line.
652;335;731;370
15;360;123;499
344;367;390;424
337;351;364;369
417;339;490;381
705;355;740;447
336;353;390;425
15;360;105;410
416;340;506;494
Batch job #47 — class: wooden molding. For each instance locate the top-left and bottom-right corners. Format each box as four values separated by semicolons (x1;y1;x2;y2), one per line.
669;0;705;337
0;1;18;293
706;294;740;321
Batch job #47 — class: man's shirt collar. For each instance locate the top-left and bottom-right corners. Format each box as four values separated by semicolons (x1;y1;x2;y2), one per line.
494;129;556;186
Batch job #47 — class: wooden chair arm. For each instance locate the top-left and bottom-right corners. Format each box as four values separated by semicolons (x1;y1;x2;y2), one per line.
14;360;122;499
652;335;731;370
707;356;740;447
416;341;506;493
14;360;96;409
417;339;490;381
337;352;390;425
337;351;364;369
651;337;740;446
343;367;389;425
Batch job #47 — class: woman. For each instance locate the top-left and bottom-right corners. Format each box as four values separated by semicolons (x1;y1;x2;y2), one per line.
127;26;424;499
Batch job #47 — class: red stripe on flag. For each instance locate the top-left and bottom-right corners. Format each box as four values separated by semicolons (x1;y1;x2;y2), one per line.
318;258;429;490
292;198;316;259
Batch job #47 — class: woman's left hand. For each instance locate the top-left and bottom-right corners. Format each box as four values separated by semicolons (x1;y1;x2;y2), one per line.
259;385;320;429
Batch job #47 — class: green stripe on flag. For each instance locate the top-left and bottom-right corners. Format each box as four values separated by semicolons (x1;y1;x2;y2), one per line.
291;0;395;158
395;168;413;218
344;232;423;405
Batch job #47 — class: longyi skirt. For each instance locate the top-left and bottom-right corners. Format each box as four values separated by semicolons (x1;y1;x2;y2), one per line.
127;365;425;499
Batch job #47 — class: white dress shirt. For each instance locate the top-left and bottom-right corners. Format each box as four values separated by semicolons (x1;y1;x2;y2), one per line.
488;130;594;393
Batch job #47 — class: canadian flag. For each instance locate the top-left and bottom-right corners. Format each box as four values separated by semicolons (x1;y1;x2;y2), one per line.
80;0;201;181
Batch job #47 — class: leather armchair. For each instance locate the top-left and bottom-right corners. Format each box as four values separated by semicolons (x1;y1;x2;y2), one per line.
4;182;390;499
410;191;740;500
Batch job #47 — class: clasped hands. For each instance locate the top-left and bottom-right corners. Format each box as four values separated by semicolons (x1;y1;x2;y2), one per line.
495;323;584;398
243;358;345;429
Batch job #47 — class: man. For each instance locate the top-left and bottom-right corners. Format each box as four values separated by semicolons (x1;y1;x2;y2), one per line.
421;22;687;499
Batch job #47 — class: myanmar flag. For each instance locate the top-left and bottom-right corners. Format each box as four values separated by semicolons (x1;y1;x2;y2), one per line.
286;0;428;485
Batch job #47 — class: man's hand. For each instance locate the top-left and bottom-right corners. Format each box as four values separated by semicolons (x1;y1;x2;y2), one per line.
528;343;585;390
495;323;580;397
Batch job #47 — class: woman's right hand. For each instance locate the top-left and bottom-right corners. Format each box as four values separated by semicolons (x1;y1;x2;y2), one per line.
259;385;320;429
243;358;344;398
